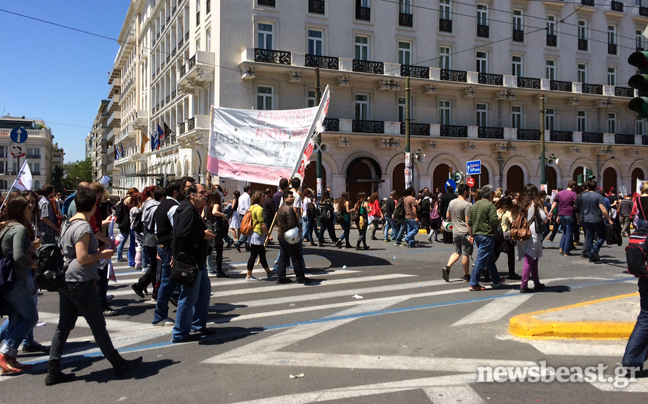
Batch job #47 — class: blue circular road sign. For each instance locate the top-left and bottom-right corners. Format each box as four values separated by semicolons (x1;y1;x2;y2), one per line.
10;127;28;144
445;179;457;191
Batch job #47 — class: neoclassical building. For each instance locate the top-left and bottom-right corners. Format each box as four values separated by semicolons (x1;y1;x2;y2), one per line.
94;0;648;197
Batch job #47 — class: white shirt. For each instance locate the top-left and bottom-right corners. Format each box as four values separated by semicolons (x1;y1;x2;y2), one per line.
238;192;251;216
167;197;180;227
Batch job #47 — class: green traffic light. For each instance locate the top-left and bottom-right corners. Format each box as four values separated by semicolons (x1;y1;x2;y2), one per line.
628;51;648;70
628;74;648;93
628;97;648;117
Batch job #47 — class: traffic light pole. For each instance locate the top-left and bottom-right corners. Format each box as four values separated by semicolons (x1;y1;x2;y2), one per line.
315;67;322;200
404;76;412;189
539;93;546;187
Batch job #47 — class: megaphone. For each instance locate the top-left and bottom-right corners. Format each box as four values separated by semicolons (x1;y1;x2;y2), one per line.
320;143;329;153
547;156;559;167
312;143;320;153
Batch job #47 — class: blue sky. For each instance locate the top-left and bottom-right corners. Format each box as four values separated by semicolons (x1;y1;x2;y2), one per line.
0;1;130;163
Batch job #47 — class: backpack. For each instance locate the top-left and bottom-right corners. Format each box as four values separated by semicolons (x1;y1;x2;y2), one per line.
114;199;125;225
510;210;532;241
430;201;440;221
35;244;67;292
393;198;405;221
351;202;361;222
131;209;144;234
306;201;318;220
626;226;648;278
420;197;431;213
240;208;254;236
61;192;76;217
320;201;333;221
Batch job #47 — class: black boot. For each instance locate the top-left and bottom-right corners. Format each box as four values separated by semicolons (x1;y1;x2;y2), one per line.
111;354;143;379
45;359;75;386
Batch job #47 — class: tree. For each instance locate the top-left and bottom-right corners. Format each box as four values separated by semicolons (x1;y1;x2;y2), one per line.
60;158;93;194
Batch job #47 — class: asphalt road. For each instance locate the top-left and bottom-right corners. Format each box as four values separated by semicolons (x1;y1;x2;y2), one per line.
1;229;646;404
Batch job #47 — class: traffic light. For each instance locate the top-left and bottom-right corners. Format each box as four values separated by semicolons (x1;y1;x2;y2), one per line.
577;174;583;186
628;51;648;118
585;169;595;182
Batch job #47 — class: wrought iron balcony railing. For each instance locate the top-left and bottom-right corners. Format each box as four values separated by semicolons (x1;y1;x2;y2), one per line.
440;69;467;82
440;125;468;137
550;80;572;92
309;0;325;14
258;0;275;6
400;64;429;78
611;1;623;12
352;59;384;74
255;48;291;65
322;118;339;132
582;132;603;143
400;122;430;136
356;1;370;20
352;120;384;133
608;43;617;55
439;18;452;32
517;129;541;140
478;127;504;139
477;24;489;38
578;39;588;51
615;134;635;145
512;29;524;42
517;77;541;89
546;34;557;47
550;131;573;142
615;87;634;97
478;73;503;85
305;54;339;70
399;12;413;27
582;83;603;94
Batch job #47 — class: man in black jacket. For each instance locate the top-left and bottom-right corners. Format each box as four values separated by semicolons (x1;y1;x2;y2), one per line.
276;191;311;284
439;185;458;244
170;184;215;342
152;180;184;326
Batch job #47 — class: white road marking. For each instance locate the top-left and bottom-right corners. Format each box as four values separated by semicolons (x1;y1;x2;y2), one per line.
451;290;534;327
424;386;485;404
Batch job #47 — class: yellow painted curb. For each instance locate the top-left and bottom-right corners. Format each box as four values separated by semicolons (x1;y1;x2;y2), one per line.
509;293;639;340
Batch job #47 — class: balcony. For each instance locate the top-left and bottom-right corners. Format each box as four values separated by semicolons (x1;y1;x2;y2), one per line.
177;51;216;87
550;131;573;142
400;122;430;136
352;120;384;133
582;132;603;143
512;29;524;42
641;6;648;16
322;118;339;132
582;83;603;94
255;48;291;65
477;24;489;38
305;54;339;70
258;0;275;5
440;69;467;82
478;127;504;139
399;12;413;27
132;110;148;130
615;87;634;97
309;0;325;14
352;59;384;74
478;73;503;85
517;129;541;140
356;1;370;20
578;39;588;51
615;134;635;145
109;77;121;97
440;125;467;137
178;115;210;141
550;80;572;92
400;64;429;78
581;0;594;5
611;1;623;12
608;43;617;55
107;111;121;128
517;77;541;89
107;94;120;113
439;18;452;32
546;34;557;47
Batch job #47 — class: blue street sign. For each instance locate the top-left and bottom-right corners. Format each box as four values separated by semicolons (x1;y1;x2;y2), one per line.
10;127;28;144
466;160;481;175
445;179;457;191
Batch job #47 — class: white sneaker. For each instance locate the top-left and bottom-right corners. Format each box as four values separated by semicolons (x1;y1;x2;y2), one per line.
153;319;174;326
246;276;260;281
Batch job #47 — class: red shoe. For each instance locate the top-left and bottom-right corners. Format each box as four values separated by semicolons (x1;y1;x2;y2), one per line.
469;285;486;291
7;356;32;371
0;353;23;374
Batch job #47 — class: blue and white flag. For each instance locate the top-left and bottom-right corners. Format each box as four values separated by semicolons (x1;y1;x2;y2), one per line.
100;175;111;186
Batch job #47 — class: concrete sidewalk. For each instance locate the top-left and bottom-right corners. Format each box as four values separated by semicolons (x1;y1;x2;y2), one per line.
509;293;641;339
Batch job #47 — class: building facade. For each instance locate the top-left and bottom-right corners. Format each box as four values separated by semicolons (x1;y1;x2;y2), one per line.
98;0;648;197
0;116;59;192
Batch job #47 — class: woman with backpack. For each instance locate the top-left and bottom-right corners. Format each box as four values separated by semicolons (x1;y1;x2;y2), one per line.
204;191;229;278
495;197;521;280
317;190;338;246
0;196;39;374
245;191;273;281
367;192;383;241
46;186;141;386
512;184;549;293
427;194;441;242
354;192;371;250
335;192;353;249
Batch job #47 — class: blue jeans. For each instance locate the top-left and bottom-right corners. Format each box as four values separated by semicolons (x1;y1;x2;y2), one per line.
584;221;606;260
153;245;178;324
116;230;129;260
470;235;500;287
0;281;38;357
395;219;407;244
303;217;319;242
338;218;351;244
191;268;211;332
638;218;647;229
0;285;37;347
558;216;575;255
128;230;136;266
623;278;648;370
172;266;207;341
403;218;419;246
384;217;398;240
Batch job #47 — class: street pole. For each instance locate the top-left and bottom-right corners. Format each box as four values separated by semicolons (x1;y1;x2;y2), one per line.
315;67;322;200
404;76;412;189
539;93;546;188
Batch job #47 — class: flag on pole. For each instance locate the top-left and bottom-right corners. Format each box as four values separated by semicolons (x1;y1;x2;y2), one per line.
156;124;163;149
114;144;118;160
120;142;125;158
159;122;166;141
207;85;331;185
164;122;172;140
140;131;149;154
100;175;111;186
13;160;32;191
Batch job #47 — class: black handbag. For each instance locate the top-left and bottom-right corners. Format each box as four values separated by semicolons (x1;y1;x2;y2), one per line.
171;251;199;286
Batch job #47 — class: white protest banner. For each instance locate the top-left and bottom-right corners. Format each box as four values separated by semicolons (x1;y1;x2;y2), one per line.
207;86;330;185
13;160;32;191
